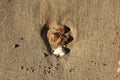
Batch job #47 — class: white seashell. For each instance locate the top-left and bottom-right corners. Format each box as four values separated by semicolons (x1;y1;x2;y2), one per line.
53;46;66;57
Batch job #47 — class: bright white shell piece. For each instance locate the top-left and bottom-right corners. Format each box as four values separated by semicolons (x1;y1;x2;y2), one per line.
53;46;66;57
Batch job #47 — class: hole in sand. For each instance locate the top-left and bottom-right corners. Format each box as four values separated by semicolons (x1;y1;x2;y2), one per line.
26;68;29;71
20;38;24;40
32;69;34;72
44;53;49;57
14;44;20;48
21;66;24;69
102;63;107;66
41;23;74;57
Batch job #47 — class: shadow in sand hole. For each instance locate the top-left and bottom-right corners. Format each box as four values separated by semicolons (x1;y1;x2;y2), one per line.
63;25;74;45
65;35;74;45
40;24;52;55
64;25;71;34
63;47;70;54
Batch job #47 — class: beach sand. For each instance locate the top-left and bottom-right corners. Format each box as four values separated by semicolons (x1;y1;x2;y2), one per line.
0;0;120;80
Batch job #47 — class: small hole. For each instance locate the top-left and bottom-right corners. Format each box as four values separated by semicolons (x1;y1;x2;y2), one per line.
102;63;107;66
43;70;46;74
21;66;24;69
26;68;29;71
39;65;41;67
50;63;53;66
44;53;49;57
48;67;51;69
44;67;46;68
31;67;33;69
69;69;72;72
91;60;94;63
32;69;34;72
21;38;24;40
14;44;20;48
69;68;74;72
48;71;50;73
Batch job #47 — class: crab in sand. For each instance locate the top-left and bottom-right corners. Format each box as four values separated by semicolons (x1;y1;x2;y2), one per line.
47;25;70;57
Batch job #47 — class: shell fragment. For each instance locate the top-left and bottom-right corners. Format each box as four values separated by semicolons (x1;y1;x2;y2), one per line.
53;46;66;57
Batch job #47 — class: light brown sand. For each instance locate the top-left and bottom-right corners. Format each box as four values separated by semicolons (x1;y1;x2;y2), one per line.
0;0;120;80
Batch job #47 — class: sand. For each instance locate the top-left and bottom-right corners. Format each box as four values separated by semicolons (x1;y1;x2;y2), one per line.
0;0;120;80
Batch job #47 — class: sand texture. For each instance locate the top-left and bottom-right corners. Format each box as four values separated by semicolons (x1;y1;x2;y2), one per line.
0;0;120;80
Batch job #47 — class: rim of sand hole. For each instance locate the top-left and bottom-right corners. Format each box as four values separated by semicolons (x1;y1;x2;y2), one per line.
40;23;76;56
